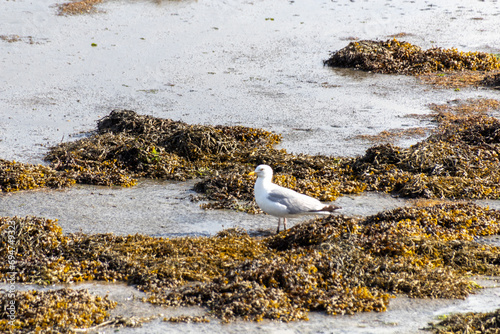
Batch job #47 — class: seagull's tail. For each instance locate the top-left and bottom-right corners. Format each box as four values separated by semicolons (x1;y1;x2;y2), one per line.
321;205;342;212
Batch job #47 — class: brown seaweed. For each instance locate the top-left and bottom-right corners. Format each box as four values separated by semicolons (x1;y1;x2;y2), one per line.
1;201;499;329
0;288;116;333
324;39;500;75
3;99;500;211
428;308;500;334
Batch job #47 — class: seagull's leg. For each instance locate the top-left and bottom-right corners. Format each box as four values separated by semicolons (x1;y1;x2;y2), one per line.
276;218;281;233
283;217;287;231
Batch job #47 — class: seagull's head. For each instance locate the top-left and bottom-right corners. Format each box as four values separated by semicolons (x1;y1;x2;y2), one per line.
248;164;273;179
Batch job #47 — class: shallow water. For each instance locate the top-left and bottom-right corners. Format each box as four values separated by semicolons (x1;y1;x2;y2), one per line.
2;0;500;332
0;179;408;235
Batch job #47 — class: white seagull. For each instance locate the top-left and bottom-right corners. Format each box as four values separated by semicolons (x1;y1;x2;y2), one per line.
248;164;341;233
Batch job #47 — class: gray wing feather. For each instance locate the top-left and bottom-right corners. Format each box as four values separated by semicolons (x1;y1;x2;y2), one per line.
267;188;321;214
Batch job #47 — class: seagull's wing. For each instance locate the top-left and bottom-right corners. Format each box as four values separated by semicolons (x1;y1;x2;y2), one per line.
267;186;323;215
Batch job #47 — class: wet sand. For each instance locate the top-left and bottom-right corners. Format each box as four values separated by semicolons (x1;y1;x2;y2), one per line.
1;0;500;332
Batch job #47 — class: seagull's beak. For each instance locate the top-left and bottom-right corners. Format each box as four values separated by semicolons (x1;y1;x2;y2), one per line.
248;171;256;176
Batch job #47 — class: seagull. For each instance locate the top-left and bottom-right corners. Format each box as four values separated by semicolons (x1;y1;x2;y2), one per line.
248;164;341;233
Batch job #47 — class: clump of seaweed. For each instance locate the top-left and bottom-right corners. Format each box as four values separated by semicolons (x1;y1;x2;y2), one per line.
1;202;499;327
353;127;429;144
163;316;210;323
0;288;117;333
0;35;41;44
0;159;75;192
0;216;271;287
42;109;352;209
325;39;500;89
418;70;500;89
156;247;390;322
96;109;281;158
265;203;500;300
428;308;500;334
351;99;500;199
57;0;103;16
44;109;282;187
482;72;500;90
0;216;74;283
324;39;500;75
